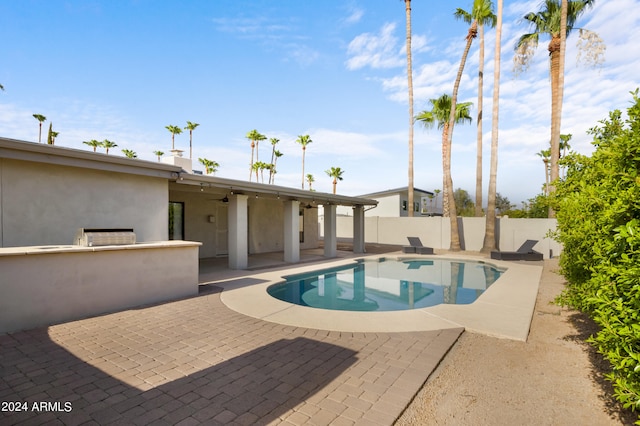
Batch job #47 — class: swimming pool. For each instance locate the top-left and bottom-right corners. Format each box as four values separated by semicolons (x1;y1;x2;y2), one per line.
267;258;504;312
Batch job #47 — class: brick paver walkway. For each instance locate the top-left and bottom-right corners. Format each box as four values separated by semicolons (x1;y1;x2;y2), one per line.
1;286;462;425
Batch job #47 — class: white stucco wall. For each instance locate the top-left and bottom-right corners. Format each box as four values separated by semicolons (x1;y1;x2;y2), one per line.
369;195;400;217
168;189;224;258
248;198;318;254
0;158;168;247
167;192;320;258
325;215;561;259
0;242;200;334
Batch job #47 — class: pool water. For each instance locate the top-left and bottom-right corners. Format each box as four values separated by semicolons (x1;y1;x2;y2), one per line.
267;258;504;312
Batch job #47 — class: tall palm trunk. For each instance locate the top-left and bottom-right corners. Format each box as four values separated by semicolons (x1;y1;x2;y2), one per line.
441;124;451;217
550;0;569;216
544;159;550;195
445;20;476;250
249;141;255;181
482;0;502;253
475;22;486;217
548;35;562;209
405;0;415;217
269;145;276;184
272;156;280;184
301;147;306;189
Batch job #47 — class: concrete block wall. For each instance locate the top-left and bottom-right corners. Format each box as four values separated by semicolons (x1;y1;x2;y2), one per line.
321;215;561;259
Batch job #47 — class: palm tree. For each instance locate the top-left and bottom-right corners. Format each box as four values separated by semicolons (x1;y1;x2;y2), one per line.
50;131;59;145
455;1;497;217
199;158;219;175
165;125;182;151
481;0;503;253
83;139;101;152
46;122;53;145
266;164;275;182
296;135;312;189
325;167;344;194
272;150;283;184
557;0;568;191
122;149;137;159
306;174;315;191
537;148;551;195
268;138;280;184
246;129;265;181
405;0;415;217
439;1;493;248
101;139;117;154
251;161;261;182
515;0;597;207
559;133;572;158
33;114;47;143
184;121;199;159
416;94;472;219
153;150;164;161
259;162;269;183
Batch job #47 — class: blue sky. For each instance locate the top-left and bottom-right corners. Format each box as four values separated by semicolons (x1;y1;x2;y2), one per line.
1;0;639;206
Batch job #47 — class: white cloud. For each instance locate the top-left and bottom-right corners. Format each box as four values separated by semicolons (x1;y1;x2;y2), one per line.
346;23;404;70
343;6;364;25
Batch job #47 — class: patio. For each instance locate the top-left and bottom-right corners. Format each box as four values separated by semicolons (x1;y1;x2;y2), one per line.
0;245;464;425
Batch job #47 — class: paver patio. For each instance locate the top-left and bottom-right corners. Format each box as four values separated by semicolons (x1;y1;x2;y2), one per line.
1;284;462;425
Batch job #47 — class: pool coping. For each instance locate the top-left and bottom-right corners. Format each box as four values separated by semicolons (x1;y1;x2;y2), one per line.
210;253;543;342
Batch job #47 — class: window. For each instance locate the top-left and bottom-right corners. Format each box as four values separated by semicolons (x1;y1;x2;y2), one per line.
168;202;184;240
299;208;305;243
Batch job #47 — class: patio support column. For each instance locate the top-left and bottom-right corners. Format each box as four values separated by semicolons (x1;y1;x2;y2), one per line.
324;204;337;258
283;200;300;263
353;205;365;253
228;194;248;269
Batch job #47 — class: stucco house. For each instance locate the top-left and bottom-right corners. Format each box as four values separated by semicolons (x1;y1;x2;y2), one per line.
0;137;378;333
0;137;377;268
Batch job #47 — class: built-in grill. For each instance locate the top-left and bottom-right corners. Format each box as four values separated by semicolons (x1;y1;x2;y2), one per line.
74;228;136;247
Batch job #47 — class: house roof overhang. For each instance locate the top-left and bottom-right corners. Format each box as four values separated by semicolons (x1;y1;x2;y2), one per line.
0;137;378;208
359;186;434;198
0;138;182;179
172;174;378;207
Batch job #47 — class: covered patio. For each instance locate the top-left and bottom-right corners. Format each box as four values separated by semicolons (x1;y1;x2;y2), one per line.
170;173;378;270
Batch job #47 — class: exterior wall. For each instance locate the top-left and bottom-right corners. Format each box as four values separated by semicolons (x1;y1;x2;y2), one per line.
0;158;168;247
249;198;283;254
499;217;560;259
0;242;200;334
325;215;561;259
168;192;320;258
368;194;400;217
168;189;224;258
248;198;318;254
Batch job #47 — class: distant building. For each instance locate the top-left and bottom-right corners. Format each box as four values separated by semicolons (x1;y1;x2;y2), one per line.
336;187;441;217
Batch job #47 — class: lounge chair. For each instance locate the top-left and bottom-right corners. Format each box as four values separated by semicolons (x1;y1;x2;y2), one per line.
402;237;434;255
490;239;543;261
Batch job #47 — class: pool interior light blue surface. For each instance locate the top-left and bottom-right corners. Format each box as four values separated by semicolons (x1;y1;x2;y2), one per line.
267;258;504;312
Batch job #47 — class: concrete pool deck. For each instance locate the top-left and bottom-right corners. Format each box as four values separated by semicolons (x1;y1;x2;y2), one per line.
0;246;543;425
209;252;542;342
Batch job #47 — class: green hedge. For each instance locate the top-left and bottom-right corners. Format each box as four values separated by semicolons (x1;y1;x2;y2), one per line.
552;89;640;417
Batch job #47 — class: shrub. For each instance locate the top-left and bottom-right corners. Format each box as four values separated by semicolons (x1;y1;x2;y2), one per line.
552;89;640;417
